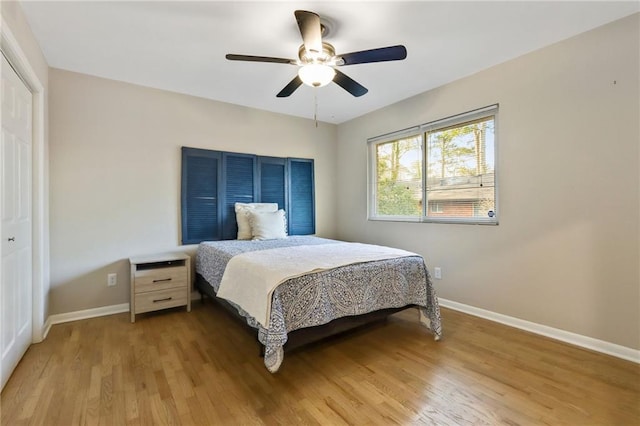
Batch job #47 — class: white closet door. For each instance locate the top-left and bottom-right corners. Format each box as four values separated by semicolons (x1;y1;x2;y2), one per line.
1;53;33;391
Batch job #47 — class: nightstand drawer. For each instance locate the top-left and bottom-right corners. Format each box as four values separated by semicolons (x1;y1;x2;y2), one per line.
134;287;188;314
134;266;187;293
130;252;191;322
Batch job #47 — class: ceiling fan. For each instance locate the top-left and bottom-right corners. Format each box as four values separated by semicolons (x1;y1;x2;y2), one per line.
225;10;407;98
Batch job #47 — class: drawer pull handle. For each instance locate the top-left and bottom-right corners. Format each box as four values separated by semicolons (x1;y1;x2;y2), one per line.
153;297;173;303
153;278;172;283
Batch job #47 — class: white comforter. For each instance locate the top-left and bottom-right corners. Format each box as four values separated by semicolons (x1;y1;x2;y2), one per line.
216;242;418;328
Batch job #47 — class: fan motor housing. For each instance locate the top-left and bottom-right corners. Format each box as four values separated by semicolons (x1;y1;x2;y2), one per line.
298;42;336;64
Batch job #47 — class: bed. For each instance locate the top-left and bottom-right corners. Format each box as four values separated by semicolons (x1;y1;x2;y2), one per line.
195;236;442;372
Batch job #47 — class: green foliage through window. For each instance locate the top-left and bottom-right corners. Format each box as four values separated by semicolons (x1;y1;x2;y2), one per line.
376;136;422;216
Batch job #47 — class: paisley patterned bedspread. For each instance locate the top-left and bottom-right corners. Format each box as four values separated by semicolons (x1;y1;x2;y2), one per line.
196;236;442;372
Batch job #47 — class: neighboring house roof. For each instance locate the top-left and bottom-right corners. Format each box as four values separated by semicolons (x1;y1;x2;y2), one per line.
426;173;495;202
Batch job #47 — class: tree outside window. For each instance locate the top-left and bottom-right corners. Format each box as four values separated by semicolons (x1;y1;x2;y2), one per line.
375;135;422;216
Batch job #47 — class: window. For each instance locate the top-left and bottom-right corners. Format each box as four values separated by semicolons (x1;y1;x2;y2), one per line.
368;105;498;224
430;202;443;213
374;134;423;218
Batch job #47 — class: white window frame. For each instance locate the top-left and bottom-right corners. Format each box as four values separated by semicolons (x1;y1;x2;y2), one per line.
367;105;499;225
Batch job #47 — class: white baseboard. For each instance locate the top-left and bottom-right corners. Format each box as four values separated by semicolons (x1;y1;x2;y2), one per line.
42;316;52;340
43;303;130;339
439;298;640;364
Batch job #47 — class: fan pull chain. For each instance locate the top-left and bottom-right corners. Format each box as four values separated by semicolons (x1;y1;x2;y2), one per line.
314;88;318;128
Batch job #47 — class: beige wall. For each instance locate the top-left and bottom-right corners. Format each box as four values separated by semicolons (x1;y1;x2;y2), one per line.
335;15;640;350
49;69;337;315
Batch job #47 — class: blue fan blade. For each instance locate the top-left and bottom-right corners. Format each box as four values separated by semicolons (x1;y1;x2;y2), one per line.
339;45;407;65
333;70;368;97
277;76;303;97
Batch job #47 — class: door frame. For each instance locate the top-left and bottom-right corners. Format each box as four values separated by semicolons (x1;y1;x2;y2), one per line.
1;18;48;343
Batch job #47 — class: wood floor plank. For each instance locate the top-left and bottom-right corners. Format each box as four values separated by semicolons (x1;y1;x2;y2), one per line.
2;302;639;425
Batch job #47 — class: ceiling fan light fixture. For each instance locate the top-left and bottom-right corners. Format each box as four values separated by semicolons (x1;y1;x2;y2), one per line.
298;63;336;88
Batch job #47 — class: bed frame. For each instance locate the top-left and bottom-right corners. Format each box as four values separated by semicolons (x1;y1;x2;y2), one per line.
195;273;415;354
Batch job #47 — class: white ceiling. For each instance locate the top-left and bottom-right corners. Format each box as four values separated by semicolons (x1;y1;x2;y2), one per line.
19;1;639;124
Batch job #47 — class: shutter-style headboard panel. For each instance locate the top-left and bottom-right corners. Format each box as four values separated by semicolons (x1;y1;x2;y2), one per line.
181;148;222;244
181;147;314;244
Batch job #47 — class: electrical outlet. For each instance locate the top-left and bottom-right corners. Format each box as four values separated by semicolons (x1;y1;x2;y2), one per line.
434;267;442;280
107;273;117;287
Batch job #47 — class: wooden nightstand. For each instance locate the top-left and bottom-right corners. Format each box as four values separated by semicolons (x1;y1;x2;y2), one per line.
130;252;191;323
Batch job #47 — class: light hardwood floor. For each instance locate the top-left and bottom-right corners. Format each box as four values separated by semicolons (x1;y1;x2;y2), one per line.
1;301;638;425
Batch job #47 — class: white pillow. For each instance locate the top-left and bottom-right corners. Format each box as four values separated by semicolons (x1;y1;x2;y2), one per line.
248;209;288;240
234;203;278;240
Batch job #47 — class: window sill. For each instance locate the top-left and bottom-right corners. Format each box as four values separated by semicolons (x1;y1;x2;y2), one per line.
368;216;499;225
